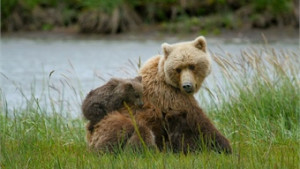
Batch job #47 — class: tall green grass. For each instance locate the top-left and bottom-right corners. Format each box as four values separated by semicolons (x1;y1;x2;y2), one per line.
0;46;299;168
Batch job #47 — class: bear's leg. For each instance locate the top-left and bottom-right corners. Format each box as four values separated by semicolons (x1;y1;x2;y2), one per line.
88;112;134;152
126;124;156;149
134;105;166;150
164;111;197;153
85;122;92;143
188;107;232;154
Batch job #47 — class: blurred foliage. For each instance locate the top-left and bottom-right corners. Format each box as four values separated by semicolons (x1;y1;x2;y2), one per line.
1;0;295;17
1;0;18;19
251;0;293;14
82;0;124;13
1;0;298;32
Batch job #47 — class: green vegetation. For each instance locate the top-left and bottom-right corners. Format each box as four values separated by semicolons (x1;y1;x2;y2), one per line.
0;47;299;168
1;0;298;33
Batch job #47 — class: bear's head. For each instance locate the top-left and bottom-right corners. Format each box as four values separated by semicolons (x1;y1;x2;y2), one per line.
159;36;212;94
113;76;144;107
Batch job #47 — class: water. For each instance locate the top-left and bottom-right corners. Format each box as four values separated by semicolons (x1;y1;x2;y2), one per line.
1;35;299;117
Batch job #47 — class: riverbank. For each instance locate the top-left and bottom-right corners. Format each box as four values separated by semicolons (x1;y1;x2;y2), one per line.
2;27;299;43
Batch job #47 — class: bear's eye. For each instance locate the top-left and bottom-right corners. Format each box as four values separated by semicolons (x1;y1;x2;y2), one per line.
176;68;181;73
189;65;195;70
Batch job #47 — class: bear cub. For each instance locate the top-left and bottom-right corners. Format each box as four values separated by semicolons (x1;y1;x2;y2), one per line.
82;76;144;133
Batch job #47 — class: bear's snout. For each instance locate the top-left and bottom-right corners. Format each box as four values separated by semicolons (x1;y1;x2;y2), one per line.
180;69;196;94
135;99;144;107
182;82;194;93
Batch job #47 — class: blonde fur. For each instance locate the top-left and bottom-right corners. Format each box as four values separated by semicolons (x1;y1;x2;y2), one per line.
138;36;232;153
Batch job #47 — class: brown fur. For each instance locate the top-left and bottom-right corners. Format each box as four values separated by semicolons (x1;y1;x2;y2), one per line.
86;36;231;154
87;104;158;151
138;36;232;153
82;76;143;133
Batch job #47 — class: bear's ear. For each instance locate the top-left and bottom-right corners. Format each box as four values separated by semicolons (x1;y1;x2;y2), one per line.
162;43;173;58
109;78;120;86
193;36;207;52
123;82;133;91
134;76;142;82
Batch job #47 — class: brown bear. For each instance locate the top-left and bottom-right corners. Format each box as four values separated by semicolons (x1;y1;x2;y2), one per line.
138;36;232;153
82;76;144;133
86;36;232;154
82;76;157;151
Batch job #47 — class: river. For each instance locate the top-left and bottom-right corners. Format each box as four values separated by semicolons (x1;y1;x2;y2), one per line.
1;33;299;117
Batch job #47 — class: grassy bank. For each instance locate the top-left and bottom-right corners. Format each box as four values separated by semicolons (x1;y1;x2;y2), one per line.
0;47;299;168
1;0;299;33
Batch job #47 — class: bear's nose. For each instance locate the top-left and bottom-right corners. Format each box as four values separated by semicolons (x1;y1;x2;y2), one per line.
135;99;144;107
182;83;193;93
